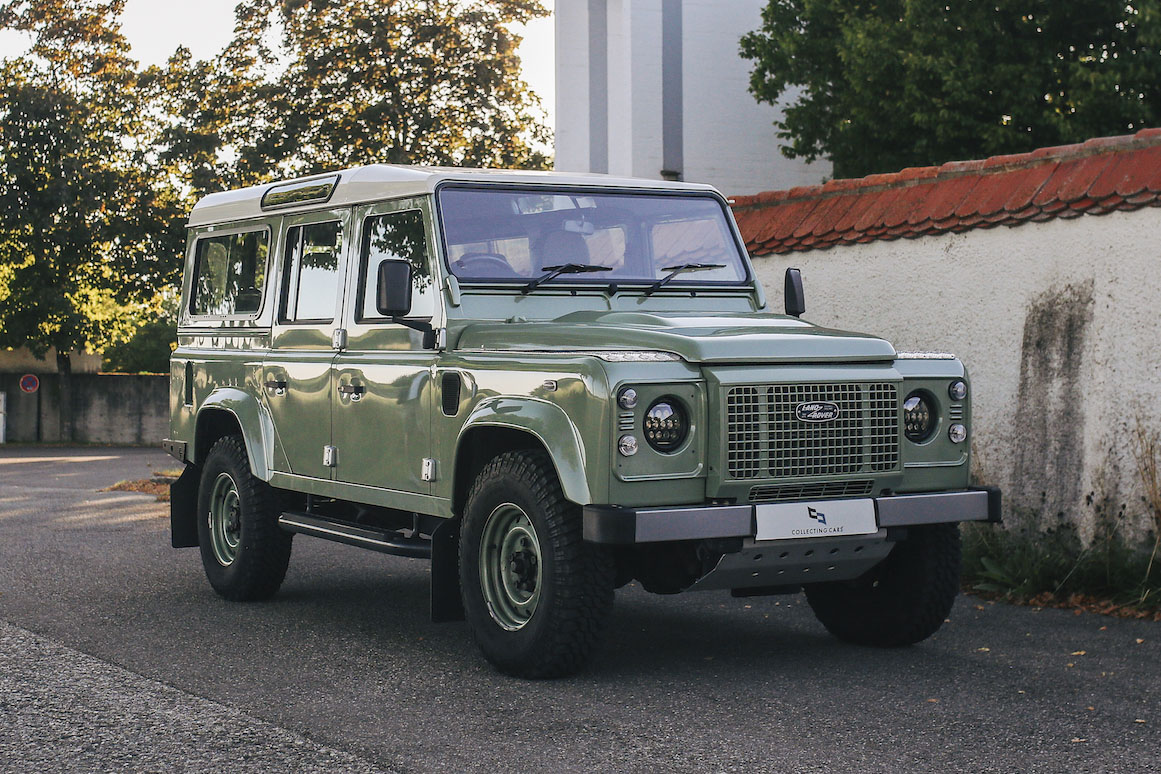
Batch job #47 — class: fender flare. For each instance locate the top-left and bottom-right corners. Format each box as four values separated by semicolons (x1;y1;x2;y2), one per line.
456;396;594;505
196;387;276;481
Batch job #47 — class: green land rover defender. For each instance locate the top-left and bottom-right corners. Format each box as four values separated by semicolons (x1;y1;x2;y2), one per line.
165;166;1000;678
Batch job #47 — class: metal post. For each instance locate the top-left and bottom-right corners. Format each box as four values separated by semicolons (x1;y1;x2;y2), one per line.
0;391;6;444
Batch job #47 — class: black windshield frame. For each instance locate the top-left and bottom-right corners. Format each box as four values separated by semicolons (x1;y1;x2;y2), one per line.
433;183;754;291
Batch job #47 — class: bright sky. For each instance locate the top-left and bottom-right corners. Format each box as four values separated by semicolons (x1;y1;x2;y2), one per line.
0;0;555;123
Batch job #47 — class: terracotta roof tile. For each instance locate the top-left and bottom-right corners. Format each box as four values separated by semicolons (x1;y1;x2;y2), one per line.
1000;164;1057;212
733;128;1161;256
910;175;979;224
852;187;907;232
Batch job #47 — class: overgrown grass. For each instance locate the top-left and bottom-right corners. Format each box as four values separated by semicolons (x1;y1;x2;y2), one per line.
962;521;1161;618
963;420;1161;619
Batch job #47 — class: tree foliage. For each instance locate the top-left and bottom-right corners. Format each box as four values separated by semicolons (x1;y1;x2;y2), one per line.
0;0;186;361
157;0;550;190
0;0;550;367
741;1;1161;178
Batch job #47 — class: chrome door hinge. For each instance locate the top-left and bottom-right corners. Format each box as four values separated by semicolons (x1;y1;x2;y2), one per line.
331;328;348;350
323;445;338;468
421;458;437;482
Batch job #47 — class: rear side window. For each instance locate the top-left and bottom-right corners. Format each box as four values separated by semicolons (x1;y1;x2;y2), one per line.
190;230;269;316
280;221;343;323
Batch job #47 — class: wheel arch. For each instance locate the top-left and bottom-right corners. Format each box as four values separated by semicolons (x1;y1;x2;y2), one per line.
193;387;274;481
452;398;596;516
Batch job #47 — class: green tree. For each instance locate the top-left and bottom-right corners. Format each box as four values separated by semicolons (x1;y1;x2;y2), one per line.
741;1;1161;178
0;0;186;435
155;0;550;188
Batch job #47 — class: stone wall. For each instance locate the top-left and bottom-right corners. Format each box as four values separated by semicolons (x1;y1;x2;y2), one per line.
0;373;168;445
751;208;1161;543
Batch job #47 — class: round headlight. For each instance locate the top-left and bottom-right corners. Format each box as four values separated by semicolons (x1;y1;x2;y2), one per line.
618;387;638;409
948;423;967;444
643;398;689;453
948;380;967;401
903;391;936;443
618;434;639;456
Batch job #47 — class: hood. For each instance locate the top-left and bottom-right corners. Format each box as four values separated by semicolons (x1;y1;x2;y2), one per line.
455;310;896;364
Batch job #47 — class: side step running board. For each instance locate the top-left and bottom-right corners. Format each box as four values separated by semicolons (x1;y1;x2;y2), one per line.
278;512;432;559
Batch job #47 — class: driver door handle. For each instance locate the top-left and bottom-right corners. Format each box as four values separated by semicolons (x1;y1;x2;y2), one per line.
338;383;366;400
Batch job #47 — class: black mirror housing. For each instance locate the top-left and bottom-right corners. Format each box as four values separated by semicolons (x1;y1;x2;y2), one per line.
784;267;805;317
376;260;414;317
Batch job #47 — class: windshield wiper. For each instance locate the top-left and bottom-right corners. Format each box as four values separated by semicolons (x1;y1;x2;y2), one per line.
643;263;726;296
521;263;612;295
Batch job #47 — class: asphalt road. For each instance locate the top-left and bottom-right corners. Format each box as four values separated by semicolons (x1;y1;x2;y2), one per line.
1;447;1158;773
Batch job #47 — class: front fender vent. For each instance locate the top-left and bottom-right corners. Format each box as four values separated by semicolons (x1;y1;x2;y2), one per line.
442;372;461;416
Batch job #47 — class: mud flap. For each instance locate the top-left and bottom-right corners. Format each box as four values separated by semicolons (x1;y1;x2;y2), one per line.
430;517;465;622
170;465;200;548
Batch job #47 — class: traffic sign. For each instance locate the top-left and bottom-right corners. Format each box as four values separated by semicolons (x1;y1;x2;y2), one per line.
19;374;39;393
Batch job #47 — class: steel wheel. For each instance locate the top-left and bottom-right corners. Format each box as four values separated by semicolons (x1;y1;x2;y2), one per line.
479;502;542;631
207;471;242;566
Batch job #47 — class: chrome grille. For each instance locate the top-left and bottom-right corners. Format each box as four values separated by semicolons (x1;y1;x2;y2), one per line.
726;383;899;479
749;480;874;504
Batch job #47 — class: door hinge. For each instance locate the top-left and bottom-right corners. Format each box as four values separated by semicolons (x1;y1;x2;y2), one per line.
323;445;338;468
331;328;348;350
422;458;437;482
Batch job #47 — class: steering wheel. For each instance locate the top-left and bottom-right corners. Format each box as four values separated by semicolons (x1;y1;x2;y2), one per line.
453;252;519;278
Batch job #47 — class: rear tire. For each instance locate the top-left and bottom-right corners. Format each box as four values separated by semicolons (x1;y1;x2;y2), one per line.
459;450;615;678
804;523;961;647
196;435;292;601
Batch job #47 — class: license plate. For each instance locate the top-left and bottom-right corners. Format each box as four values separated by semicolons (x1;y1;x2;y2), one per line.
754;499;878;541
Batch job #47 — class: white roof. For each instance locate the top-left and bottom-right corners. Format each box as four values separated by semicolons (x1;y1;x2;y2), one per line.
187;164;721;227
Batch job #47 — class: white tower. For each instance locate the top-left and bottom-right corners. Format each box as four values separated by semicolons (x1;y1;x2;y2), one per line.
554;0;831;196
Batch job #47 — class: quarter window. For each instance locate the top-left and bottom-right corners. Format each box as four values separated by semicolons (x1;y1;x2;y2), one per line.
359;210;435;320
190;230;269;316
280;221;343;323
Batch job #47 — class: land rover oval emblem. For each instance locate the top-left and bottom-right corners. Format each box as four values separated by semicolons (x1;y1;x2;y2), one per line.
795;401;840;423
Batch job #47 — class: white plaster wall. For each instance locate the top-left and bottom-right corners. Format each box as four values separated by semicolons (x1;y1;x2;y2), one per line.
626;0;663;180
554;0;591;172
681;0;830;195
750;211;1161;542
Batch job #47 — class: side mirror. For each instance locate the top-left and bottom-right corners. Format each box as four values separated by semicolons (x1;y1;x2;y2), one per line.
376;260;413;317
784;267;805;318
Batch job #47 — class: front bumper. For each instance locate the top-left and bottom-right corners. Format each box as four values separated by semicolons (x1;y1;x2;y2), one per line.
583;486;1001;545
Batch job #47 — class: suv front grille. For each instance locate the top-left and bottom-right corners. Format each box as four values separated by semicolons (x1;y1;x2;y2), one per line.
726;383;899;479
749;480;874;504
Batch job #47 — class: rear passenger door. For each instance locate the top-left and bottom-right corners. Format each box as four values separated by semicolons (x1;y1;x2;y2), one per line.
263;209;351;480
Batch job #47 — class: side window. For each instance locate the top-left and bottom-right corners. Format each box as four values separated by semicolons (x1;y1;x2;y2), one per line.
190;230;269;316
359;210;435;320
280;221;343;323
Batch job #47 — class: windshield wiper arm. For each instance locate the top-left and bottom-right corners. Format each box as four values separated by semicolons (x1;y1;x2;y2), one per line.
521;263;612;294
643;263;726;296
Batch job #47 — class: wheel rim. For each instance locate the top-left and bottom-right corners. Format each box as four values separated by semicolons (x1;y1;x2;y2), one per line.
479;503;542;631
208;471;242;567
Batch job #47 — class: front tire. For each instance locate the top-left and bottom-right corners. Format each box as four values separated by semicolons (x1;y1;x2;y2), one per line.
459;450;615;678
804;523;961;647
196;435;292;601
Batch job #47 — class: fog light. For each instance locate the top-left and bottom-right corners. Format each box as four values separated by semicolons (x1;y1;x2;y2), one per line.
948;423;967;444
618;434;639;456
948;380;967;401
618;388;638;409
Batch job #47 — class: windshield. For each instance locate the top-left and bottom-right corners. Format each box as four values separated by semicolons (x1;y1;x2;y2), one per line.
437;187;750;288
